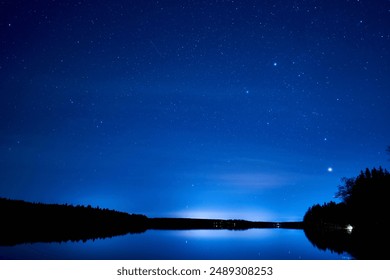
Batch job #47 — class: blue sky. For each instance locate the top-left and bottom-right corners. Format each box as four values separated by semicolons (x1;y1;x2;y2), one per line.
1;0;389;221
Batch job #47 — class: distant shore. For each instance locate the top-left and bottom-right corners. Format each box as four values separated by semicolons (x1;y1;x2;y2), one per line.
147;217;303;230
0;197;302;246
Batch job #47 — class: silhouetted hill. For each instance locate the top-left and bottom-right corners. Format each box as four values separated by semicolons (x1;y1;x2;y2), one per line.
0;197;148;246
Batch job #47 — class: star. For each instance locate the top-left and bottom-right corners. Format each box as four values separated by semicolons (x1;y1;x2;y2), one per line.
273;62;278;66
327;167;333;172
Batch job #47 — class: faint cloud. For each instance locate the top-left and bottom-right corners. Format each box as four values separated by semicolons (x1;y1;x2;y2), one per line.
214;172;289;189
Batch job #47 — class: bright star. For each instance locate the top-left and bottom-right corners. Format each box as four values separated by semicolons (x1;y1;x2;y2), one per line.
327;167;333;172
273;62;277;66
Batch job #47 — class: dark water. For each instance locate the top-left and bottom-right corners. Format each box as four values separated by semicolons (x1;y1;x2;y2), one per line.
0;229;351;260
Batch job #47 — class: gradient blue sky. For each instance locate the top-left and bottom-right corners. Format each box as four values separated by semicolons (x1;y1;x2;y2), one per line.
1;0;389;221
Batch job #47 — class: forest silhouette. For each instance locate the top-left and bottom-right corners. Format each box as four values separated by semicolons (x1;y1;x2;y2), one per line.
0;198;148;246
303;166;390;259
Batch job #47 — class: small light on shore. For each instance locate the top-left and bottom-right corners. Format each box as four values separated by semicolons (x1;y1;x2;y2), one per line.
346;224;353;234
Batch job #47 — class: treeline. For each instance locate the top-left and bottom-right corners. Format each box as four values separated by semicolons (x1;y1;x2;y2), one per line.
303;167;390;259
304;167;390;228
303;201;349;229
0;197;148;246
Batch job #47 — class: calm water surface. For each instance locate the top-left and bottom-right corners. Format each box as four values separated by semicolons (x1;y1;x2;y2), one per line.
0;229;351;260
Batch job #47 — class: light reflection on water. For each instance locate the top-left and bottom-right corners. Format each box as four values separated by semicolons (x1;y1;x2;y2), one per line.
0;229;351;260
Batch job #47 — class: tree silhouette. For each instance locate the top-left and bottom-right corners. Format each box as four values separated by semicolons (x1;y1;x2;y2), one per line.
304;166;390;227
303;166;390;259
334;167;390;226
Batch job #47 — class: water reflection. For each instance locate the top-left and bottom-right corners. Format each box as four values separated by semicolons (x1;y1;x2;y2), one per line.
0;229;349;260
304;225;389;260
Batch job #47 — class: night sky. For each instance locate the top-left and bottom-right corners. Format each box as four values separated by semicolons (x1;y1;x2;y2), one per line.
1;0;389;221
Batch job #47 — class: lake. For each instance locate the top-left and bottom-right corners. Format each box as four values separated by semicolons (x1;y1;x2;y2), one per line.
0;228;352;260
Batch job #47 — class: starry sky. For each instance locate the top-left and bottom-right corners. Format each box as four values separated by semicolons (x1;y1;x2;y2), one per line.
1;0;389;221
